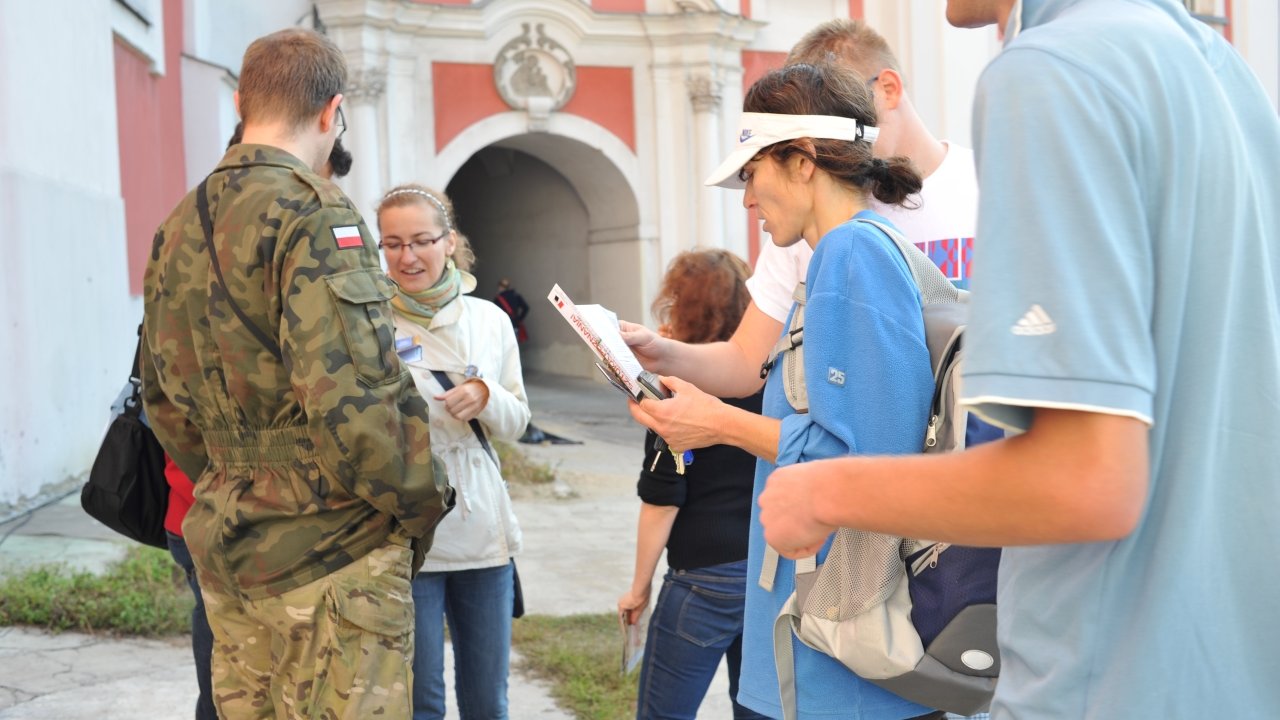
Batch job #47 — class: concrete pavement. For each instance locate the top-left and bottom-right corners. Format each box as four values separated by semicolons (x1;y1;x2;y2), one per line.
0;370;735;719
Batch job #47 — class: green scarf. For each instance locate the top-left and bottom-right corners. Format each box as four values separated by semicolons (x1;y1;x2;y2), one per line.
391;259;463;326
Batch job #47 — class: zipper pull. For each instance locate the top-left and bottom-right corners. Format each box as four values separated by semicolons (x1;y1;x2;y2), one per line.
911;542;951;576
925;416;939;448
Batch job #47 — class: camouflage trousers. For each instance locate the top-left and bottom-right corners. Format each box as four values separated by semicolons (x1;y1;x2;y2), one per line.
198;535;416;719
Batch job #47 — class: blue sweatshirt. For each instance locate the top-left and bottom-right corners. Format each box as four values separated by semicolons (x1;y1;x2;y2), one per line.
738;211;934;719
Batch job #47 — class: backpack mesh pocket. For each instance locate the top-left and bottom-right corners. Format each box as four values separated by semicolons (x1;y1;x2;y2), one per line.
802;529;904;621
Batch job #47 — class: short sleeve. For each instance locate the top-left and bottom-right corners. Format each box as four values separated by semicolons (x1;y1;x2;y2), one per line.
636;430;686;507
747;240;813;323
962;48;1156;432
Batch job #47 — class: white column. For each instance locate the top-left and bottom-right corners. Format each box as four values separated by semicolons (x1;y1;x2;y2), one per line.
649;62;692;268
687;73;725;250
344;68;387;220
718;65;748;260
0;0;134;504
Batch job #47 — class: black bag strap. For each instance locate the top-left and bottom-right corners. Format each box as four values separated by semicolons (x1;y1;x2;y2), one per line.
429;369;497;466
123;323;146;419
196;178;284;363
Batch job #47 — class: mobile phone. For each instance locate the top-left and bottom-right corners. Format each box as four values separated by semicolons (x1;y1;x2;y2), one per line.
636;370;671;401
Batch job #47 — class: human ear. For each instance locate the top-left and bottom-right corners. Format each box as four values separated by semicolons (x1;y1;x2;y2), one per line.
321;93;343;134
790;140;818;182
878;69;904;111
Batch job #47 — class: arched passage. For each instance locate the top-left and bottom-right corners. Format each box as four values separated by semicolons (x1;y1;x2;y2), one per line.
441;124;645;379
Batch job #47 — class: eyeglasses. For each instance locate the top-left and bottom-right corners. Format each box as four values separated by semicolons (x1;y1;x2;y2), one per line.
335;105;347;139
379;230;450;254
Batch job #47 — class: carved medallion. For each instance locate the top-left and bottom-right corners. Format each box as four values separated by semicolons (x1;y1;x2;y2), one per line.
494;23;577;113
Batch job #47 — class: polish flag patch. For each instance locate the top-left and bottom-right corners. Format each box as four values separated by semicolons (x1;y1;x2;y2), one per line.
332;226;363;249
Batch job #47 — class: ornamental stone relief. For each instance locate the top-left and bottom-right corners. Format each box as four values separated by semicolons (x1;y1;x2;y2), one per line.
494;22;577;122
686;74;722;113
345;68;387;104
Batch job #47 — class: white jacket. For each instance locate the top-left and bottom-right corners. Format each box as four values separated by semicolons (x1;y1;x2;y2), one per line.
393;293;530;572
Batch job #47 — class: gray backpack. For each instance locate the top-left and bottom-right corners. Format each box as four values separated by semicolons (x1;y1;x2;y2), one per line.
761;218;1001;719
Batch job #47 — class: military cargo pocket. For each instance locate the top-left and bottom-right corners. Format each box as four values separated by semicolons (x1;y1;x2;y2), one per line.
325;268;403;387
326;541;415;638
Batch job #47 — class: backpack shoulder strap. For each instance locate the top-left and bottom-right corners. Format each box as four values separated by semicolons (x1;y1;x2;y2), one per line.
854;217;970;378
853;217;962;306
760;282;806;379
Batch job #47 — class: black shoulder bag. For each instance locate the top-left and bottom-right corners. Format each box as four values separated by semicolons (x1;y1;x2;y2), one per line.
80;178;277;549
80;324;170;549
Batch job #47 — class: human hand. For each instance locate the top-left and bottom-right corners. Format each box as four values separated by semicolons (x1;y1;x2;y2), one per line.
619;320;669;372
627;375;726;452
759;463;836;559
617;586;651;625
435;379;490;422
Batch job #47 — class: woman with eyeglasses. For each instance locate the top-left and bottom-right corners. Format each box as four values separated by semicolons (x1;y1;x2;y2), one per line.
376;184;530;720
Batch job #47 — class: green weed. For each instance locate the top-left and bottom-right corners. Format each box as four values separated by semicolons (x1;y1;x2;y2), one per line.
512;613;638;720
0;546;193;636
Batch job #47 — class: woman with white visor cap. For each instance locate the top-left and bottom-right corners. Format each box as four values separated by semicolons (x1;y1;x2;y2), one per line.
628;62;943;720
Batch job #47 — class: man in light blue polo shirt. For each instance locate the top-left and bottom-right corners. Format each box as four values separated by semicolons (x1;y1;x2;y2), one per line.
756;0;1280;717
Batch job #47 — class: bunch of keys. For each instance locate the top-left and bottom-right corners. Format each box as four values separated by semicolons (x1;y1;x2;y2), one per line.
637;371;693;474
649;437;694;475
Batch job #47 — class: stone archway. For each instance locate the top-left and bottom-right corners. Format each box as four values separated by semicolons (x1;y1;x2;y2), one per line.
443;129;644;379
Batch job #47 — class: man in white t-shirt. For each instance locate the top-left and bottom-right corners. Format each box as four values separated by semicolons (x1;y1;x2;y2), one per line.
624;19;978;451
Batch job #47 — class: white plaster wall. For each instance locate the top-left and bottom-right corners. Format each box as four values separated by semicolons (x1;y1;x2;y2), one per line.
746;0;844;52
181;56;240;189
0;0;135;506
181;0;312;188
185;0;312;73
862;0;999;148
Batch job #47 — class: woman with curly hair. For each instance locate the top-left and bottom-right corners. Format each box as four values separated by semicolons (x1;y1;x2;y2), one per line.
618;248;768;720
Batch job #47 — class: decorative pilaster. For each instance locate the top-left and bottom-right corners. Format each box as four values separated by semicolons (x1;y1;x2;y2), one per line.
345;68;388;105
686;74;723;113
688;72;725;249
343;68;387;218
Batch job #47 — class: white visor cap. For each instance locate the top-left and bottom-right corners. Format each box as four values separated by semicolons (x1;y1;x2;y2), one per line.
704;112;879;189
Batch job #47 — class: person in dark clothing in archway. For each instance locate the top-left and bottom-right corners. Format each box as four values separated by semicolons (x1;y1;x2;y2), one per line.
493;278;530;344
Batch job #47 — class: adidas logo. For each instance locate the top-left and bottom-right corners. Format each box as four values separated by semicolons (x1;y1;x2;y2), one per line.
1011;304;1056;336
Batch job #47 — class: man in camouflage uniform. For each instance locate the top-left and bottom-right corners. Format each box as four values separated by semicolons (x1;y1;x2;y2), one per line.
141;28;451;719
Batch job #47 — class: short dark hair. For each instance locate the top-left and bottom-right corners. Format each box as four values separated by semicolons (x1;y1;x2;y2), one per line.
745;63;921;207
238;28;346;130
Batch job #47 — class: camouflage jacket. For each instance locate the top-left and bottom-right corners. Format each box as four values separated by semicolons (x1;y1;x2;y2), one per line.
141;144;450;598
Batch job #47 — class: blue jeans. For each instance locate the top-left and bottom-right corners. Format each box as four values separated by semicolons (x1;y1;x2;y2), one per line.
412;562;513;720
167;532;217;720
638;559;768;720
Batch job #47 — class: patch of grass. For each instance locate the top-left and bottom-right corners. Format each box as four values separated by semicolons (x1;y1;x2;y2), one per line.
494;438;557;485
0;546;193;636
512;613;638;720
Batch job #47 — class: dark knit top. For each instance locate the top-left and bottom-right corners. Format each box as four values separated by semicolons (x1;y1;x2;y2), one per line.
636;392;764;571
